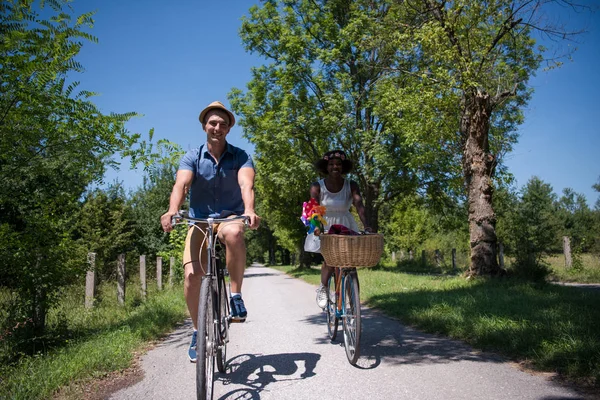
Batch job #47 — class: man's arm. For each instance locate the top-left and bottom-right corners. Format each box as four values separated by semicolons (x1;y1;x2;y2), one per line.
238;167;260;229
160;169;194;232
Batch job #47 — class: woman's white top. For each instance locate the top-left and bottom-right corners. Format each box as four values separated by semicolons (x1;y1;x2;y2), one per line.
318;178;359;232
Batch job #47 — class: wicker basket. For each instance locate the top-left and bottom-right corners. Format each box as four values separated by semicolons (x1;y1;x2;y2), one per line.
320;233;384;268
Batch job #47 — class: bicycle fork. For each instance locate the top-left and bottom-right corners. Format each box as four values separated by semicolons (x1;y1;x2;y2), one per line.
335;270;357;324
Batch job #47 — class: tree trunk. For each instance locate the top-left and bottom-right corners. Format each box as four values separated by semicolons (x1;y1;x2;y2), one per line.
461;91;502;276
269;241;276;265
268;229;276;265
563;236;572;268
32;254;47;336
362;182;380;232
33;286;47;337
298;244;311;268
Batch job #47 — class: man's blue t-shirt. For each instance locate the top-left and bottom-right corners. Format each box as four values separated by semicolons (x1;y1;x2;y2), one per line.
179;142;254;218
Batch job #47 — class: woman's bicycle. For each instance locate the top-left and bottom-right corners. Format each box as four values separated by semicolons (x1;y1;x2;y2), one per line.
320;233;383;366
172;211;249;400
325;266;361;364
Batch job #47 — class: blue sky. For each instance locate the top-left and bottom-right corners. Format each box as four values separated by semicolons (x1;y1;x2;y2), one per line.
72;1;599;206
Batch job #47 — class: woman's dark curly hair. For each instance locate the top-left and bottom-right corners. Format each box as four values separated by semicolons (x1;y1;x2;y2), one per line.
314;150;354;175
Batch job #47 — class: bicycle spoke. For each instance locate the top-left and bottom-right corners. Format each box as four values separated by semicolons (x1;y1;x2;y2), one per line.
326;272;338;341
342;271;361;365
197;278;216;399
216;273;229;373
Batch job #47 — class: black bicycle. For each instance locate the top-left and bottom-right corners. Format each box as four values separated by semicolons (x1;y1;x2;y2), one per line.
172;211;248;400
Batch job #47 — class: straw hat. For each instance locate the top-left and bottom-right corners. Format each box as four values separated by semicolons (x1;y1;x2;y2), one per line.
198;101;235;127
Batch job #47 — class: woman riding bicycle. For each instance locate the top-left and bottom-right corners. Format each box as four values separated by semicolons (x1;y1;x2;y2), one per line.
309;150;372;309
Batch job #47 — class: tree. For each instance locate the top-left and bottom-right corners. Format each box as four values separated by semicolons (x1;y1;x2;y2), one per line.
556;188;594;252
0;0;141;337
593;176;600;211
383;0;590;276
230;0;424;257
591;176;600;255
74;184;137;281
384;195;437;253
508;177;559;280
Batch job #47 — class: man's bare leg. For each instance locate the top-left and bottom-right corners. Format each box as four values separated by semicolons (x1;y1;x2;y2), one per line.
219;221;247;319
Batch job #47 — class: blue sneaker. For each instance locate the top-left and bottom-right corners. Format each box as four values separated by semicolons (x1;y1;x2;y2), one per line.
230;295;247;322
188;330;197;362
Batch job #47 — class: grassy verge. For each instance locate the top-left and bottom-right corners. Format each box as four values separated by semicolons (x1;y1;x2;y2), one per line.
546;253;600;283
271;264;600;387
0;281;187;399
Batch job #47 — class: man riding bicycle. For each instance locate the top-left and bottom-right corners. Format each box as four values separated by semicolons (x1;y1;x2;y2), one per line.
160;101;260;362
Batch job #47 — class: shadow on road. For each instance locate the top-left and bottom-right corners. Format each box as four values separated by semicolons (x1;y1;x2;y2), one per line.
217;352;320;399
302;307;505;370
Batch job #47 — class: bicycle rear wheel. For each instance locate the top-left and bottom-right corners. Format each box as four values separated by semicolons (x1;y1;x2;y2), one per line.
216;271;229;373
196;278;216;399
342;270;361;365
326;272;338;340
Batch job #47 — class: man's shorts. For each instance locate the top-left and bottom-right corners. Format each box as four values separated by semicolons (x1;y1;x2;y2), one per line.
183;216;245;269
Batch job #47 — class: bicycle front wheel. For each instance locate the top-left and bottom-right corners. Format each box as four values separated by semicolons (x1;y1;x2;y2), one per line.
196;278;216;400
216;273;229;373
326;272;338;341
342;270;361;365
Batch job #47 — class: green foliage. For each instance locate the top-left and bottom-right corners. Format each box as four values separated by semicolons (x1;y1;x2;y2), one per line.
230;0;424;249
506;177;559;280
130;162;180;258
382;195;437;252
0;0;142;336
245;219;276;264
592;177;600;256
127;143;187;282
74;183;137;281
556;188;595;253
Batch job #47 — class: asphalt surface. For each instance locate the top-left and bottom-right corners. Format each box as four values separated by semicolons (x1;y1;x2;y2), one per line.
111;264;589;400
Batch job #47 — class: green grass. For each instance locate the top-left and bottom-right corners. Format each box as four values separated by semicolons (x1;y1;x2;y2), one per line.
0;281;187;400
546;253;600;283
273;264;600;387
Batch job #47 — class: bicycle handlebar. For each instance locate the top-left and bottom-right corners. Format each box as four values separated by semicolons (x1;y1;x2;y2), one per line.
171;210;249;227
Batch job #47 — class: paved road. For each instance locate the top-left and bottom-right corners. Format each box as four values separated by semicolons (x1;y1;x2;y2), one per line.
111;264;588;400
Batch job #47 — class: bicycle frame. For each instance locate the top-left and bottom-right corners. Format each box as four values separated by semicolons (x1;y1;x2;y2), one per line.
333;268;354;319
171;211;248;399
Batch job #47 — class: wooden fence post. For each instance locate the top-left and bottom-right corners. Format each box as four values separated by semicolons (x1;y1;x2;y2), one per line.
451;248;457;273
498;242;505;270
563;236;572;268
435;249;442;268
85;252;96;309
156;256;163;291
117;254;125;305
169;257;175;287
391;251;396;263
409;250;414;260
140;255;147;299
